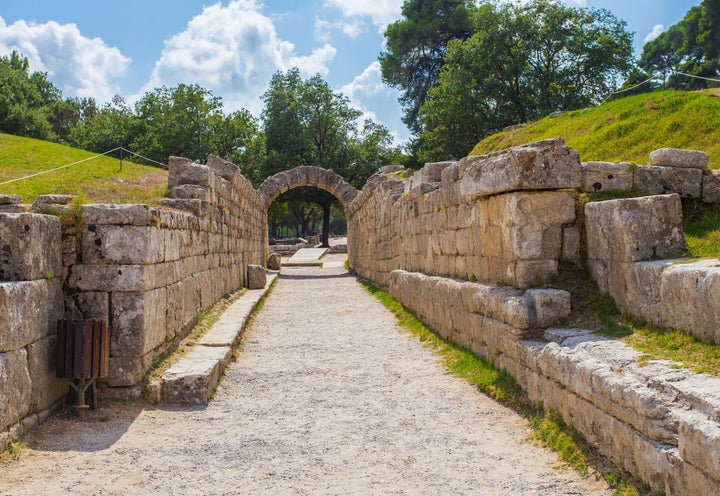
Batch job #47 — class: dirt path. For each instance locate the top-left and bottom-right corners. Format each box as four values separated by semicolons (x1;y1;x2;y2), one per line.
0;262;610;495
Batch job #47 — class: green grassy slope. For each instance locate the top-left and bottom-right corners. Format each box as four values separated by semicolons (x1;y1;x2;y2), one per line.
471;89;720;169
0;133;168;204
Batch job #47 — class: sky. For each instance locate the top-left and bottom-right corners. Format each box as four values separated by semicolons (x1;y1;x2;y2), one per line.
0;0;704;146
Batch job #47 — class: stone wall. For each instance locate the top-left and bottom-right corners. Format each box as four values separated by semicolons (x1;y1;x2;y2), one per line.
62;155;266;392
0;212;67;450
348;139;581;289
348;140;720;495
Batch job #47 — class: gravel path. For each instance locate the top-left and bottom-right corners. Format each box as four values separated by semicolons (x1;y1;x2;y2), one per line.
1;262;610;495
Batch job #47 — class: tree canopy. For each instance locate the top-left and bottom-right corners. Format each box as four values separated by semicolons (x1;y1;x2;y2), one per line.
415;0;633;161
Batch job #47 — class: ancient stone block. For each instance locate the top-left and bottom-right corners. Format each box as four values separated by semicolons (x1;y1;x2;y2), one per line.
526;289;571;328
0;204;27;213
562;226;580;263
27;335;69;412
649;148;710;169
585;194;686;263
111;288;168;357
81;204;155;226
0;213;62;281
660;259;720;344
677;410;720;481
267;253;281;271
105;355;148;387
64;291;110;320
82;225;165;264
0;194;21;205
0;349;31;432
172;184;211;201
31;194;74;209
161;345;232;404
703;171;720;203
453;138;581;198
68;264;152;292
168;158;214;188
620;260;675;320
634;165;703;198
0;279;63;352
247;264;267;289
159;199;204;216
206;154;239;180
581;161;634;193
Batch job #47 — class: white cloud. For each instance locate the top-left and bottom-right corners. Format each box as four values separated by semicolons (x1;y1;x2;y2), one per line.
323;0;403;32
0;16;131;103
341;61;408;146
139;0;337;114
314;17;365;43
644;24;665;43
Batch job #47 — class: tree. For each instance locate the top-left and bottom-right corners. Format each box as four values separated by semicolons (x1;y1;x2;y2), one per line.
417;0;633;161
70;95;139;154
0;51;61;140
211;109;265;185
640;0;720;90
379;0;473;134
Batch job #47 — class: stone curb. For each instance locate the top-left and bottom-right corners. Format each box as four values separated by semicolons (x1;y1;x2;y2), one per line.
156;273;278;405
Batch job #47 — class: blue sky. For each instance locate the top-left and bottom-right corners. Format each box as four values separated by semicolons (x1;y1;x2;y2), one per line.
0;0;703;145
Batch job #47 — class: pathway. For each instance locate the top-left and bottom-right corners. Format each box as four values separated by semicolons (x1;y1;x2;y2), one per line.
0;259;610;495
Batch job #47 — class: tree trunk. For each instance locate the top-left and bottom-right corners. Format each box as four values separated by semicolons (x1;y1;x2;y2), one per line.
321;202;331;248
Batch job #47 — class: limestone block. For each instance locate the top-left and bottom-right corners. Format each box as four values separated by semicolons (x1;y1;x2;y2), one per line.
703;171;720;203
162;345;232;404
660;259;720;344
105;355;149;387
267;253;281;271
81;204;154;226
111;289;168;357
634;166;703;198
0;213;62;281
454;138;581;198
0;349;31;432
64;291;110;320
247;265;266;289
405;161;454;192
0;279;63;352
168;158;215;188
649;148;710;169
159;199;204;216
82;225;165;264
677;410;720;481
0;204;27;213
562;226;580;263
526;289;571;328
620;260;676;320
172;184;211;201
581;161;634;193
0;195;21;205
585;194;686;263
31;194;74;209
68;264;153;292
27;335;69;412
206;154;239;180
515;260;558;289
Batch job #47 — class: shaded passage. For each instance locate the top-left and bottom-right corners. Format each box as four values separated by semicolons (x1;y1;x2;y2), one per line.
0;262;610;495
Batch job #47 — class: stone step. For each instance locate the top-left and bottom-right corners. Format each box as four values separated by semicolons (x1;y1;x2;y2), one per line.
283;247;329;267
152;273;277;405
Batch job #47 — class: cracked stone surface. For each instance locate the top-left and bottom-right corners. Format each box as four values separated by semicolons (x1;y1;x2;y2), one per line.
0;260;609;496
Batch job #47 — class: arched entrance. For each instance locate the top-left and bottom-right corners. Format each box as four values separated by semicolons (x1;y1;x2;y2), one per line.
257;165;359;253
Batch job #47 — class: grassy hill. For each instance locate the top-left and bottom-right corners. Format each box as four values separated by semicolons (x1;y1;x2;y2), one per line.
471;89;720;169
0;133;168;204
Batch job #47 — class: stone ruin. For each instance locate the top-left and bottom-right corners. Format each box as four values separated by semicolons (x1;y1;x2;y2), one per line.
2;139;720;495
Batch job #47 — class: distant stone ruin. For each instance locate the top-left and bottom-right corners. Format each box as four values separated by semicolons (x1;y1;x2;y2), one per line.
2;139;720;495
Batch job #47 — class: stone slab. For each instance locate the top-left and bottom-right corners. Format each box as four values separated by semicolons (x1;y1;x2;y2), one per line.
649;148;710;169
0;213;62;281
285;247;329;266
634;166;703;198
161;345;231;405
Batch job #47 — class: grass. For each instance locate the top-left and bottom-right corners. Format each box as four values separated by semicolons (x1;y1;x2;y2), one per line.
471;89;720;170
0;440;25;462
0;132;168;204
683;200;720;258
359;279;649;495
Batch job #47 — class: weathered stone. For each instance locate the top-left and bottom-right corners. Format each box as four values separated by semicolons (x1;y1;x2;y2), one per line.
111;288;168;357
267;253;281;271
0;194;21;205
581;161;634;193
660;259;720;344
454;138;581;198
585;194;686;263
105;355;148;388
159;198;204;216
526;289;571;328
247;264;267;289
0;279;63;352
620;260;675;320
161;345;231;404
168;158;214;188
68;264;152;292
0;213;62;281
0;349;31;432
649;148;710;169
81;204;155;226
82;225;165;264
206;154;239;180
634;166;703;198
64;291;110;320
31;194;74;209
703;171;720;203
172;184;211;201
27;336;69;412
562;226;580;263
405;161;454;192
0;204;27;213
678;410;720;481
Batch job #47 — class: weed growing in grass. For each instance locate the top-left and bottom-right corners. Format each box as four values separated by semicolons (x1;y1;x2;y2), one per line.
1;440;25;462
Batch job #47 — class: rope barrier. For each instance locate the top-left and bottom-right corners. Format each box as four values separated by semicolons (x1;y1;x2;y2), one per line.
0;146;168;187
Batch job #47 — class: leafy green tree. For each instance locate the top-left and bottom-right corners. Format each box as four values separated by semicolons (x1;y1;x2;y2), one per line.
211;109;266;185
379;0;472;133
380;0;473;134
640;0;720;90
0;51;61;140
70;95;139;154
417;0;633;161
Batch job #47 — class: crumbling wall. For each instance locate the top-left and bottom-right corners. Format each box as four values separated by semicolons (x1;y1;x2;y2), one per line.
0;211;67;450
62;155;266;394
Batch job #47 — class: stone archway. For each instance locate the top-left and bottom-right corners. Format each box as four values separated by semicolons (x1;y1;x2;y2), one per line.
257;166;358;210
